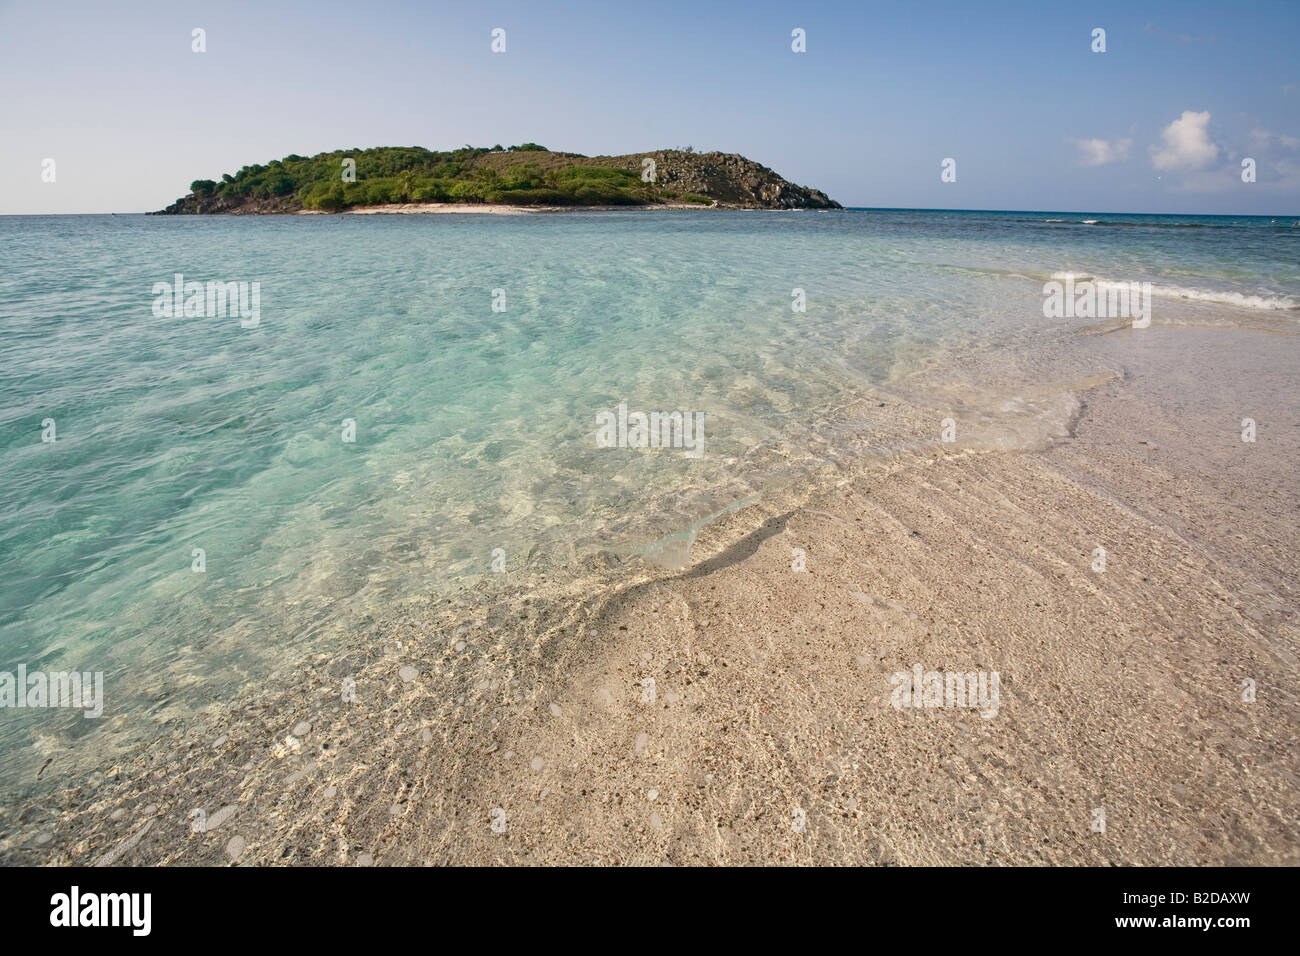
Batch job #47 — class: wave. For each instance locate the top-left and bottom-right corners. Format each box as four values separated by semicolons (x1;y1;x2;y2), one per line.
1148;285;1299;311
1047;272;1299;311
1026;218;1232;229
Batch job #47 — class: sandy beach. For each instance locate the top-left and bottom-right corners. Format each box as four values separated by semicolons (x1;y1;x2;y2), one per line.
322;202;714;215
9;313;1295;867
331;203;556;215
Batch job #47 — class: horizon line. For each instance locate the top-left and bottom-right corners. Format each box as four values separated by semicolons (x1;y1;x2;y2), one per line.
4;206;1299;218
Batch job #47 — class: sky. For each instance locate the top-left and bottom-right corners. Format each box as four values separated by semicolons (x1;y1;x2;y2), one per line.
1;0;1297;214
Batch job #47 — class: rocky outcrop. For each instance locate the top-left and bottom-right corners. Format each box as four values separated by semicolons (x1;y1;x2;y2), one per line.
590;150;840;209
156;194;299;215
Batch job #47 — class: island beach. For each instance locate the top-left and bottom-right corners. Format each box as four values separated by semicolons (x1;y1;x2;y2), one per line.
331;201;716;215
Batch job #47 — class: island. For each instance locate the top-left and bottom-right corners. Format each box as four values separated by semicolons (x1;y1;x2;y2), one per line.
152;144;842;214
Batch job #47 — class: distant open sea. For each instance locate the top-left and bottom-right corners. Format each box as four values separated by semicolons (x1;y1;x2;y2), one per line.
1;208;1297;783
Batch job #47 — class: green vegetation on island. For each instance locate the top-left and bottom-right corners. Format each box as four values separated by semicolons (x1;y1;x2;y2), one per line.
158;145;841;213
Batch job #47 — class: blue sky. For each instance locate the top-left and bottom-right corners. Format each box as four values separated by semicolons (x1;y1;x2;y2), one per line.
2;0;1297;214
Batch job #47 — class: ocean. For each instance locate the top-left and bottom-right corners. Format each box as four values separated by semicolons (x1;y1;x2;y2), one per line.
1;208;1297;788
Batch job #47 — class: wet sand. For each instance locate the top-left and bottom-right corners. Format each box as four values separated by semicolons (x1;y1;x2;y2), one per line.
5;322;1297;866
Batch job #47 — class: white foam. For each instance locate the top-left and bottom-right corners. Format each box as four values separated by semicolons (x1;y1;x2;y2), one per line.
1046;272;1298;311
1145;284;1299;311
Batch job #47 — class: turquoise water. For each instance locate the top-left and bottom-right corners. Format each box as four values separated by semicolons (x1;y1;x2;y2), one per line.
1;208;1297;782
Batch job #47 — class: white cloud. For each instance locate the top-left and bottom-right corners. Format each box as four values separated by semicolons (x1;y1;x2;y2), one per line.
1075;137;1132;166
1248;127;1273;153
1244;127;1299;152
1150;110;1219;171
1244;126;1300;160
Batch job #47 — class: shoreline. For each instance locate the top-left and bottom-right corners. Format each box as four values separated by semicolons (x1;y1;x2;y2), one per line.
6;318;1296;866
331;202;718;215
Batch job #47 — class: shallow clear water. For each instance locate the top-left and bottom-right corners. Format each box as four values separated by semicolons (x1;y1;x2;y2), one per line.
1;208;1296;780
